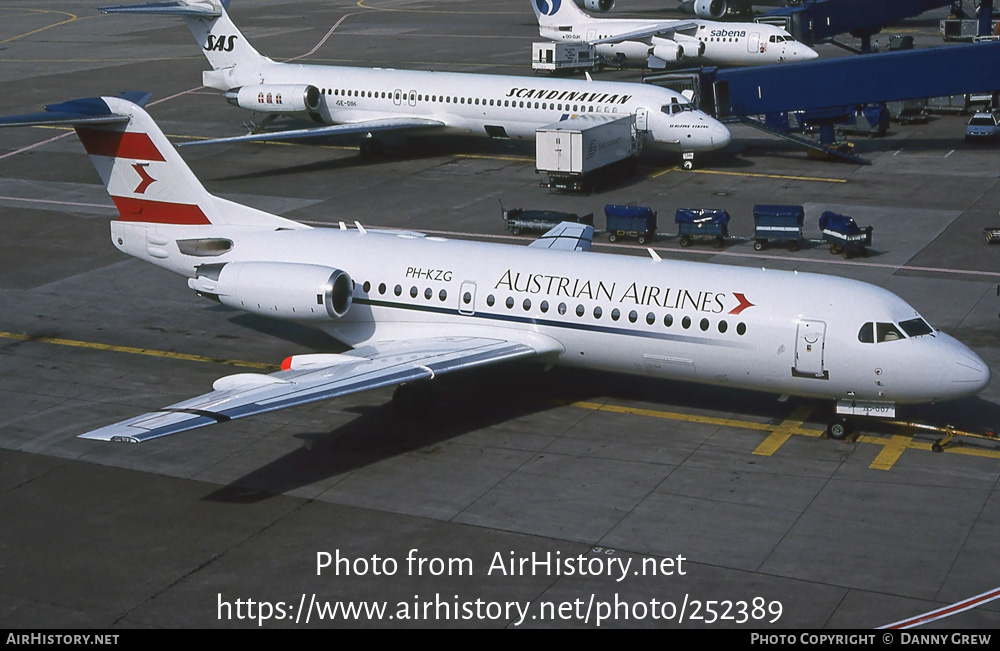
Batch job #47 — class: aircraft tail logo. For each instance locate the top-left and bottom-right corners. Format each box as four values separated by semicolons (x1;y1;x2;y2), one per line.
100;0;269;82
535;0;563;16
0;93;305;230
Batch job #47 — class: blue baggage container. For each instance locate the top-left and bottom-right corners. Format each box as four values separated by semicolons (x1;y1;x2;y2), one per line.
675;208;729;248
752;204;804;251
604;204;657;244
819;210;873;258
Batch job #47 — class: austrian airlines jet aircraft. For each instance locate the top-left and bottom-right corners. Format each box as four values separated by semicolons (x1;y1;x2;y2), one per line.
0;95;989;442
98;0;730;164
532;0;817;69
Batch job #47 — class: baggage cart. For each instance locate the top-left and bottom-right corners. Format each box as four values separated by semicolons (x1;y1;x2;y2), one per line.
500;200;593;235
675;208;729;248
819;211;872;259
752;204;804;251
604;204;657;244
983;227;1000;244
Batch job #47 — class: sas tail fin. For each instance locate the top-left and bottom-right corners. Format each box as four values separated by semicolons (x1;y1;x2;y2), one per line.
0;93;304;230
99;0;269;89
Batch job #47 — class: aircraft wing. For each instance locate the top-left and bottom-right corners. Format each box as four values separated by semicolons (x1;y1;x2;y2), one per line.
79;335;561;443
588;21;700;45
179;117;446;147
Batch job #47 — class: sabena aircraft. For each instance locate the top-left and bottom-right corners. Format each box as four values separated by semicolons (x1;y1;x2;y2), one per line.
98;0;730;164
532;0;817;69
0;95;989;443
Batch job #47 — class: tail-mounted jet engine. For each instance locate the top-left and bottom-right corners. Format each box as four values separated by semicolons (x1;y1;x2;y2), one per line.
189;262;353;321
225;85;321;113
576;0;616;11
682;0;727;19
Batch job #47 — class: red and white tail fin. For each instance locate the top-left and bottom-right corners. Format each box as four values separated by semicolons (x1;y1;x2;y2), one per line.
0;94;305;230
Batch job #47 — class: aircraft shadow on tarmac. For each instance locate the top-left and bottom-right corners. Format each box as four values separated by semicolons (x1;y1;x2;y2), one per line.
201;360;1000;504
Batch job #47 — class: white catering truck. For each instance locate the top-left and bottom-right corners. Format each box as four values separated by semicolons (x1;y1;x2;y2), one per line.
535;114;641;193
531;42;598;74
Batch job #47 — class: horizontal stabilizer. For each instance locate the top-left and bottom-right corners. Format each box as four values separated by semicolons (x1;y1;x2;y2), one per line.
99;2;222;17
180;117;446;147
0;92;150;128
529;222;594;252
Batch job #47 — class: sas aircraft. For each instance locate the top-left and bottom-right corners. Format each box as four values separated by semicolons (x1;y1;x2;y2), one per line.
532;0;817;69
98;0;730;165
0;95;989;443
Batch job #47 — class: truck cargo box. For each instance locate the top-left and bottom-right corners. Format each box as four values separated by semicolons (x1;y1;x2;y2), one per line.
536;114;641;192
531;41;597;73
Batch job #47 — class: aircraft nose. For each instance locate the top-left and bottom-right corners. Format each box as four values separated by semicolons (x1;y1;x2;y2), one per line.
798;46;819;60
949;349;991;395
712;121;731;149
935;333;991;399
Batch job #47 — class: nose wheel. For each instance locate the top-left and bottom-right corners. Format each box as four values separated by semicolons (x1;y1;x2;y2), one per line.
827;416;853;440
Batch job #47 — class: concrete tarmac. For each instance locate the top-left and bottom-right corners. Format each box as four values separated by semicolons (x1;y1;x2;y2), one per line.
1;0;999;629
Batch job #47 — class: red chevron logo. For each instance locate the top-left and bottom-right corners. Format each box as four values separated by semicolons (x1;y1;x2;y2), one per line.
132;163;155;194
729;292;755;315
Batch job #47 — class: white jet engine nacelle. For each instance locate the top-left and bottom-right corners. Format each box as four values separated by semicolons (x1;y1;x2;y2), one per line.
651;37;684;62
687;0;727;19
226;85;322;113
608;40;654;62
576;0;616;12
189;262;353;321
673;33;707;57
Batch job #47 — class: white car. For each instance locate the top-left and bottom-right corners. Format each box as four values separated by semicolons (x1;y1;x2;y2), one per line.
965;112;1000;142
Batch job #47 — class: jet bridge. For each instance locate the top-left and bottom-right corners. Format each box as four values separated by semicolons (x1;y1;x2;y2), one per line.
758;0;955;50
645;40;1000;162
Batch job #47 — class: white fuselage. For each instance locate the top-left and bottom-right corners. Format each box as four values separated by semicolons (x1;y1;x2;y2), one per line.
225;62;731;153
118;223;990;407
539;19;818;68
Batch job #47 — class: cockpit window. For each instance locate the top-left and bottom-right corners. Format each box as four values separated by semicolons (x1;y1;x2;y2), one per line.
661;102;694;115
876;322;905;342
899;317;933;337
858;322;874;343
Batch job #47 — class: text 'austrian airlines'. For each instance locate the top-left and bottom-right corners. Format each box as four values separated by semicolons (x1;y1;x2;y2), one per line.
0;95;988;443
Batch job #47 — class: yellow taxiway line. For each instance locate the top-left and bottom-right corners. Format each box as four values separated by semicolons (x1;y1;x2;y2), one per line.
0;331;279;371
652;167;848;183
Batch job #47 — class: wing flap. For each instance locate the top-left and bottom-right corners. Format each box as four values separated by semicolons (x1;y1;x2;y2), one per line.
80;336;553;442
179;117;446;147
